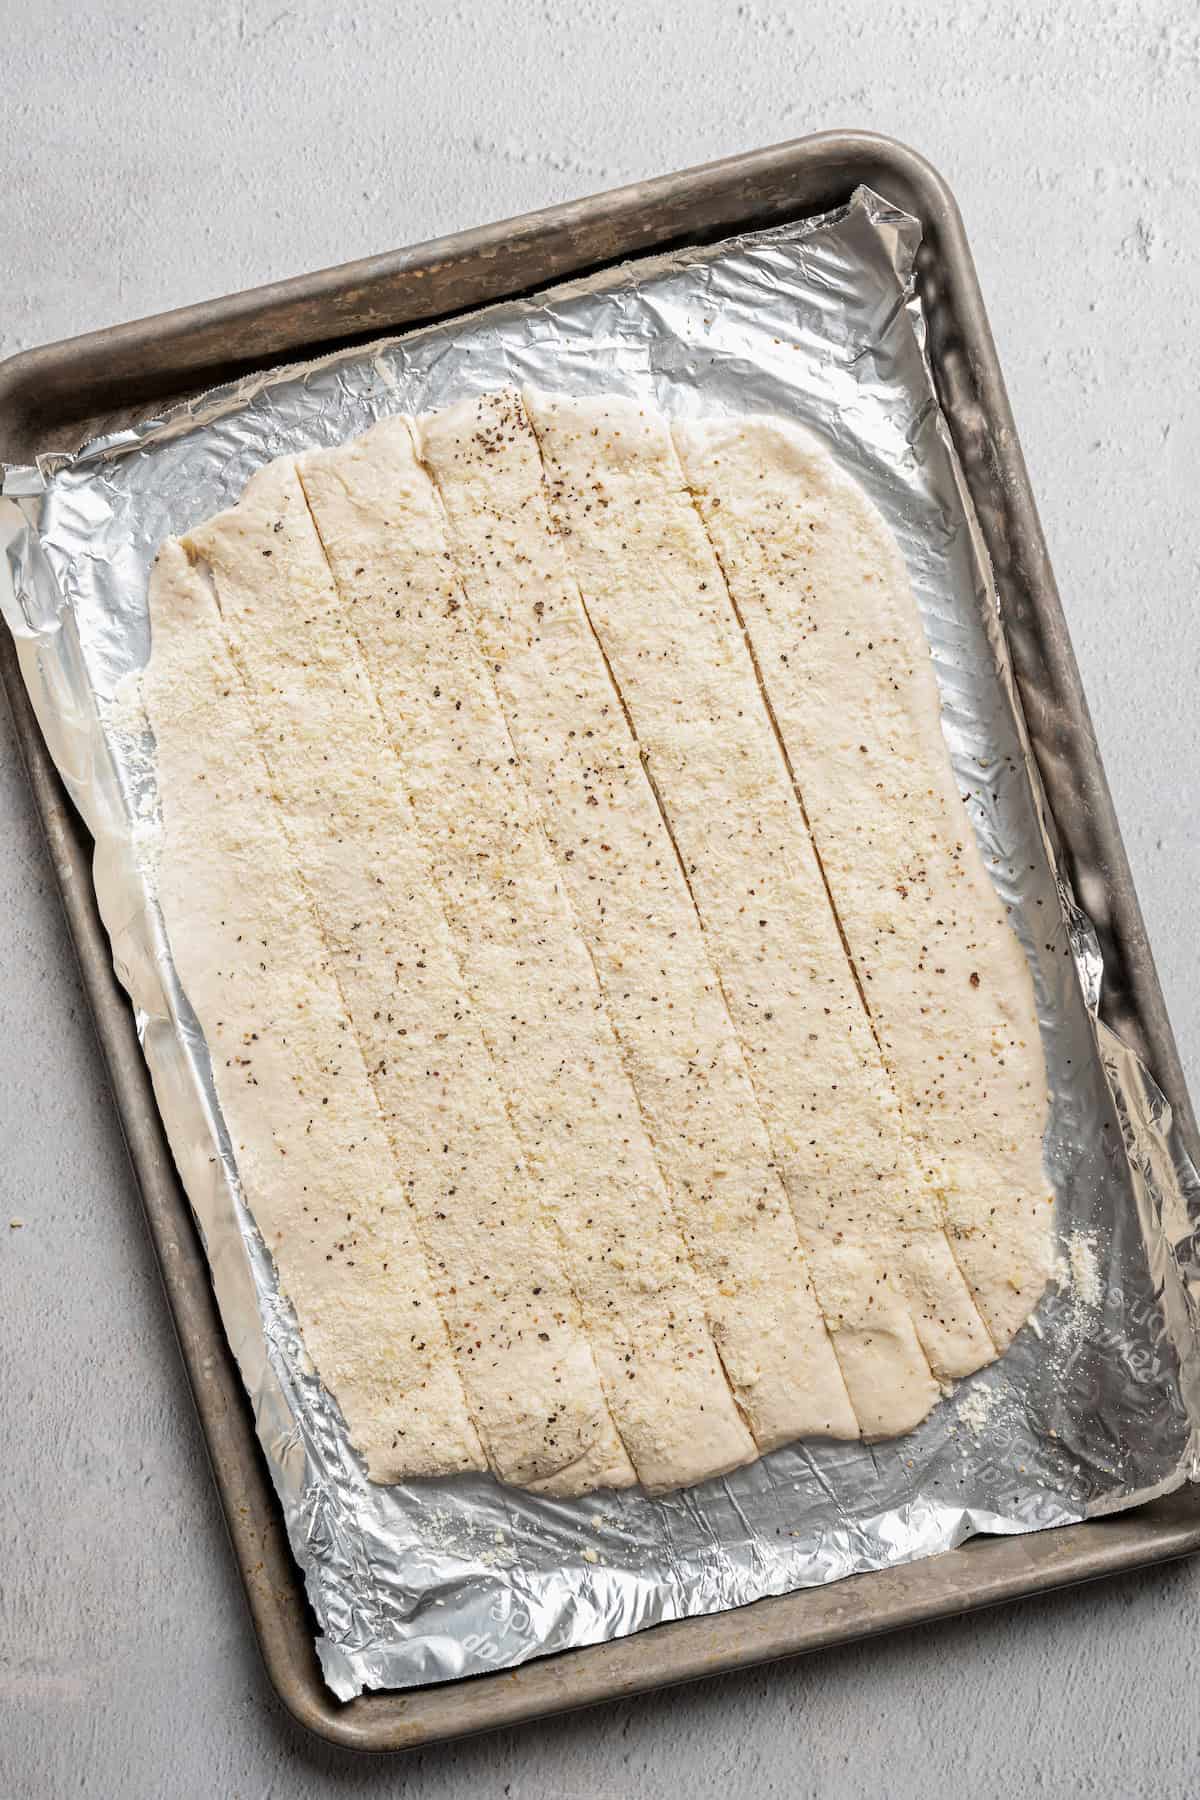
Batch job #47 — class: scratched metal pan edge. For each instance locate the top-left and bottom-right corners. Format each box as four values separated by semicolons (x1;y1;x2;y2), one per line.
2;130;1198;1752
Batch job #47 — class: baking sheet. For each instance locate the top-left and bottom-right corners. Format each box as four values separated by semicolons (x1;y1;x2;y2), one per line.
4;186;1199;1702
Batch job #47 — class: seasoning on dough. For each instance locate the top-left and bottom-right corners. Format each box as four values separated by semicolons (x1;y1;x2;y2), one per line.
419;391;860;1448
525;388;1000;1435
673;415;1052;1347
143;540;485;1483
147;386;1054;1497
182;460;632;1493
298;418;754;1493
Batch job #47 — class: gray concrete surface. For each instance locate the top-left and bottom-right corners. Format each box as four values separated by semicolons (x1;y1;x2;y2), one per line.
2;3;1198;1795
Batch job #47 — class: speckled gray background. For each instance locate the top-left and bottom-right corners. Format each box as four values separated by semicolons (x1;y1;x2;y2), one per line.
2;3;1198;1796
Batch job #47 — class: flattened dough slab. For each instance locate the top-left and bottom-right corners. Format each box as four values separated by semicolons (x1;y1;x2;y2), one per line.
144;541;485;1483
674;416;1052;1347
419;391;859;1446
526;389;997;1433
148;386;1052;1496
185;461;631;1493
298;418;754;1493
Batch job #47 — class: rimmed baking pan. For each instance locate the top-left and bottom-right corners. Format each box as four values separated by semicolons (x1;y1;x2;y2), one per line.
3;130;1198;1752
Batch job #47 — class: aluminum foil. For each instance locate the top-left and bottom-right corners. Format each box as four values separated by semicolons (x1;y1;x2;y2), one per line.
4;187;1199;1701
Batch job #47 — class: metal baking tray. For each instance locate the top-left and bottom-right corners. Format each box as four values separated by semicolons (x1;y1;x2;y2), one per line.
3;130;1198;1751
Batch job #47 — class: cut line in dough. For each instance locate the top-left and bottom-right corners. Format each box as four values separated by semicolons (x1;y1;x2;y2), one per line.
525;388;999;1434
143;540;485;1483
418;391;861;1446
297;417;755;1494
673;415;1052;1348
182;460;632;1493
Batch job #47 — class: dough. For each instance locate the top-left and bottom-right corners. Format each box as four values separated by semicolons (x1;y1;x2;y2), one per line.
147;385;1052;1493
525;389;998;1434
182;460;632;1493
419;391;860;1447
673;416;1053;1345
143;540;485;1482
297;418;754;1493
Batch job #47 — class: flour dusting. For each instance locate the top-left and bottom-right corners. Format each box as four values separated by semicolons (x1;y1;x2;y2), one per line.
1067;1230;1103;1308
957;1382;999;1438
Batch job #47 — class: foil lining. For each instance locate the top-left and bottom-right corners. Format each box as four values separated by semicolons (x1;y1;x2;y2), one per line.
4;188;1199;1700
